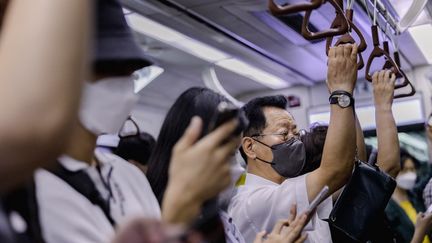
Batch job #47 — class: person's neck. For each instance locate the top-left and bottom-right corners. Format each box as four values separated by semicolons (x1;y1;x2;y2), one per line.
64;123;97;165
393;186;409;203
247;160;285;184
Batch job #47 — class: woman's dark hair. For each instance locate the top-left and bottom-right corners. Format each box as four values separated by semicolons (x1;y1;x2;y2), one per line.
300;124;328;174
400;148;420;169
114;132;156;166
146;87;229;204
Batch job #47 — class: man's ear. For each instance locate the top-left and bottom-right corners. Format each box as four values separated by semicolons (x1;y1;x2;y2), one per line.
242;137;256;160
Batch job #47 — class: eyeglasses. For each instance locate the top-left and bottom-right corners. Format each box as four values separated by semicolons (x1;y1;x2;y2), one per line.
251;131;300;142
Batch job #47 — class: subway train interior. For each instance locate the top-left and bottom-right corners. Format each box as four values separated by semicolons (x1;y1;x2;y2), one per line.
3;0;432;242
124;0;432;162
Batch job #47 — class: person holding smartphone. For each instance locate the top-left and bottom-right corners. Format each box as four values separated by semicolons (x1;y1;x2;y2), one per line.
228;44;358;243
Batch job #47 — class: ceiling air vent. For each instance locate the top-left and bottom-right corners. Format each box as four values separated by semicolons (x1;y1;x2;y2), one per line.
253;11;324;45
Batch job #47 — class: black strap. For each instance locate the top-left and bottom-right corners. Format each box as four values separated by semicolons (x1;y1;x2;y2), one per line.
47;163;116;226
2;181;44;243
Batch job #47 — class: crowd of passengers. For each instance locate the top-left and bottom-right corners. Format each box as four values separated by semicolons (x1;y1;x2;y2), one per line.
1;0;432;243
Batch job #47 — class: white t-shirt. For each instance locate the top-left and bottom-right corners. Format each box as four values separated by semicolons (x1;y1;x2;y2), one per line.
35;150;161;243
228;173;332;243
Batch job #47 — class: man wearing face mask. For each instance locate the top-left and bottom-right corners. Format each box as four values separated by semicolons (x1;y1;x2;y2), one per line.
11;1;161;242
228;44;359;243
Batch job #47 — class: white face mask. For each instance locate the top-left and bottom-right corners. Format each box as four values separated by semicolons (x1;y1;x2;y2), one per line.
218;155;245;209
79;76;139;135
396;172;417;190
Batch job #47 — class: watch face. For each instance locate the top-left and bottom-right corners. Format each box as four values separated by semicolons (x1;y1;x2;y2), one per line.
338;95;351;108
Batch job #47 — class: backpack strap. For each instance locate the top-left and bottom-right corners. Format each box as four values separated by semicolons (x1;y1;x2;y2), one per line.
2;180;44;243
47;163;116;226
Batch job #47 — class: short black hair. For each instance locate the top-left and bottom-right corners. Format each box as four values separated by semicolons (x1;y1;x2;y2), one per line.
114;132;156;166
239;95;288;163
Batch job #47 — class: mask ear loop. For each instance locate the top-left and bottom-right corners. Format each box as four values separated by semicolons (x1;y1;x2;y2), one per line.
119;116;141;138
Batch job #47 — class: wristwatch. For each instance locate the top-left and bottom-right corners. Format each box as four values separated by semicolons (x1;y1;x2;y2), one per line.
329;90;354;108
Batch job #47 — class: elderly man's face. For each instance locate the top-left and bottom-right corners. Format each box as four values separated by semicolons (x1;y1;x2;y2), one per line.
252;107;299;164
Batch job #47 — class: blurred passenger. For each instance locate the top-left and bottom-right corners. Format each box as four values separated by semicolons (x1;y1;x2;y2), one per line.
0;1;90;242
0;0;90;193
3;1;161;242
146;87;244;242
386;149;431;243
299;123;328;175
229;44;359;243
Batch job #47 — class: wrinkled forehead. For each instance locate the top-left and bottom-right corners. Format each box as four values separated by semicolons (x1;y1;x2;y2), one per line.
262;106;296;131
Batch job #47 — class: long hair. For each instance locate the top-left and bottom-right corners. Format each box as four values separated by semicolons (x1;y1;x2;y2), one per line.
146;87;229;204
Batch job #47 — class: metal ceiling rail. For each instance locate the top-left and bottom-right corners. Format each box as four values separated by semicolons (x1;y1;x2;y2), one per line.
356;0;399;35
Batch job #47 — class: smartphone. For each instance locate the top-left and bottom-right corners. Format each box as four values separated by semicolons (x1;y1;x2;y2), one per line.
305;185;329;213
205;102;248;137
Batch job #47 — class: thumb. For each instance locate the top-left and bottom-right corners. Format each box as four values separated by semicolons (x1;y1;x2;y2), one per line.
253;231;267;243
173;116;202;152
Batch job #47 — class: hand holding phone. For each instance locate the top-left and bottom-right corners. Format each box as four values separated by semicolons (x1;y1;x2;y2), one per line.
304;186;329;214
205;101;248;138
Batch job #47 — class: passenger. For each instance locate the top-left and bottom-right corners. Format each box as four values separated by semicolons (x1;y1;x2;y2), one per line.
0;0;90;193
228;44;358;243
115;131;156;174
146;87;245;242
3;0;160;242
386;149;432;243
0;1;90;242
147;87;309;243
299;123;328;175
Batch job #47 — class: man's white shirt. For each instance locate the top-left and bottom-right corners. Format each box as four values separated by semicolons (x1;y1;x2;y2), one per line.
228;173;332;243
35;150;161;243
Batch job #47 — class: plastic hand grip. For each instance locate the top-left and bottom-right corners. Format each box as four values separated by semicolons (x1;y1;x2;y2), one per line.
326;9;367;69
268;0;324;15
365;25;416;98
301;0;349;40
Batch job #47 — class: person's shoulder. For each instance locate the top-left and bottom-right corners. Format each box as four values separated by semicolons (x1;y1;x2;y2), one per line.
97;152;138;171
97;151;150;182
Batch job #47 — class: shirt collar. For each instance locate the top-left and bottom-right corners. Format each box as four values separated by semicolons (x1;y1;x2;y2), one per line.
244;173;278;187
58;155;90;172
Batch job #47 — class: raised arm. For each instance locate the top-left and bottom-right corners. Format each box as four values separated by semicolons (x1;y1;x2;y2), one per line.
355;115;367;162
0;0;91;192
306;44;358;201
373;70;400;178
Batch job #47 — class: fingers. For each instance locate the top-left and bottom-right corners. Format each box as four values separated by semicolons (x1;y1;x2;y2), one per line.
253;231;266;243
372;71;379;85
378;69;386;83
351;43;358;58
294;233;308;243
288;204;297;223
285;214;308;241
384;69;391;82
199;118;238;149
329;47;336;59
213;136;241;164
271;219;289;234
335;45;344;57
343;44;352;58
389;72;396;84
172;116;202;153
424;212;432;220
